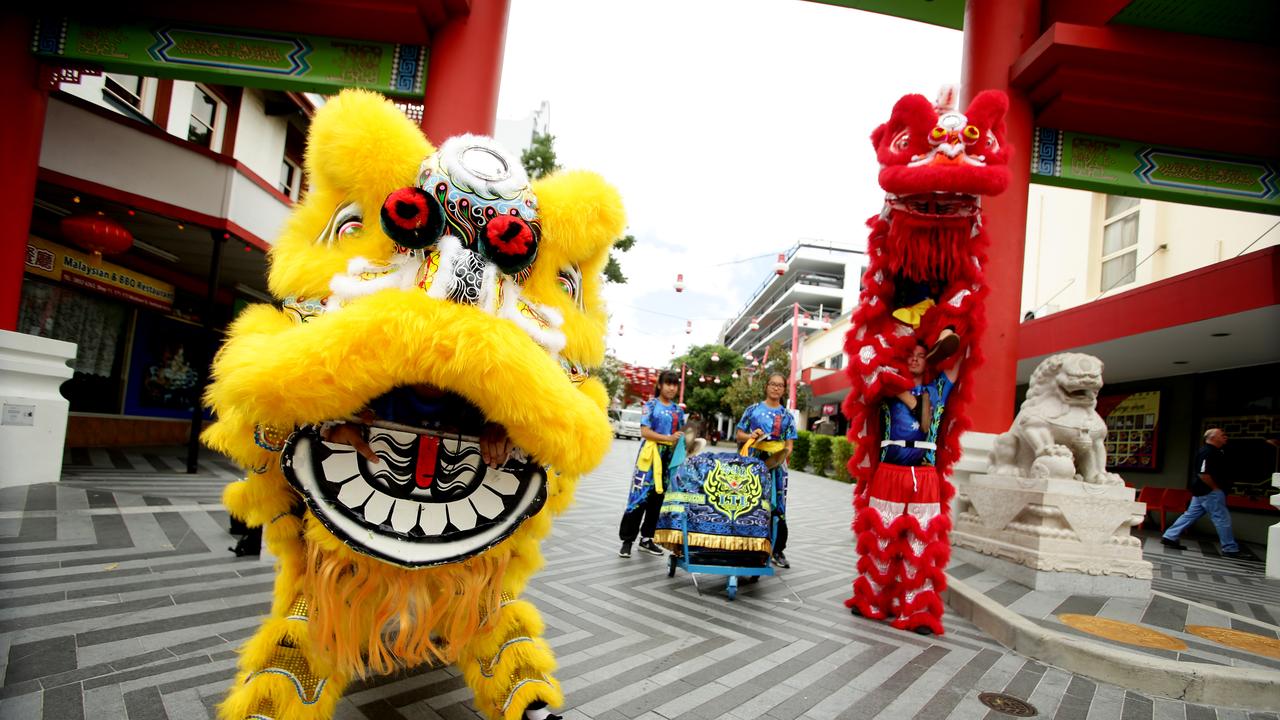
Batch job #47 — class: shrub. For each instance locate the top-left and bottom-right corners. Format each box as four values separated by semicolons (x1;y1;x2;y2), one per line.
833;437;853;483
791;430;811;472
810;435;833;477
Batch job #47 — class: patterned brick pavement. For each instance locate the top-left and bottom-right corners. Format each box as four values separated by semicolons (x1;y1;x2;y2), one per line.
0;441;1277;719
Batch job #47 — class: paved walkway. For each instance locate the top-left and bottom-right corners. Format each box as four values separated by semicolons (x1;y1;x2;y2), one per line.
1;441;1278;719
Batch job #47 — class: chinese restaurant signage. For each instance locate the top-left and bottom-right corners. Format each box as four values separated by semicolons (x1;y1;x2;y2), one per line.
1032;128;1279;215
26;236;175;311
32;17;427;99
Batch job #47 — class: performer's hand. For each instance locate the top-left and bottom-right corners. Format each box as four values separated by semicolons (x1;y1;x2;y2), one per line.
751;428;765;440
322;423;379;464
480;422;513;467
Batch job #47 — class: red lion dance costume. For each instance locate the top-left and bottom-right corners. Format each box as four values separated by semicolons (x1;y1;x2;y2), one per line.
843;89;1011;635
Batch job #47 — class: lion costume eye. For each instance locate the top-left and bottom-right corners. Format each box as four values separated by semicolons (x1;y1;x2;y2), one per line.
891;130;911;152
985;130;1001;153
316;201;364;246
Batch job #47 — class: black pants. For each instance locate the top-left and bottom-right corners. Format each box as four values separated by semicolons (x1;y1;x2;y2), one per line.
774;514;788;555
619;487;663;542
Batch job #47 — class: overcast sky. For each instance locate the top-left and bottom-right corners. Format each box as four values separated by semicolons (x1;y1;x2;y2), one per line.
496;0;963;368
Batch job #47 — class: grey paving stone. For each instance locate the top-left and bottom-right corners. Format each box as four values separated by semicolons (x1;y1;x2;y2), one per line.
41;681;85;720
6;634;78;683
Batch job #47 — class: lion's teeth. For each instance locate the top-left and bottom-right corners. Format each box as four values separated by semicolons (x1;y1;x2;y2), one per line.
390;499;421;533
447;500;477;531
419;503;448;535
487;471;520;496
338;477;375;508
363;492;394;525
470;486;504;520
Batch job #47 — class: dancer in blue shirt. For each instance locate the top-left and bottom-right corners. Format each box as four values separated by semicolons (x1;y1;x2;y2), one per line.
618;370;686;558
736;373;798;568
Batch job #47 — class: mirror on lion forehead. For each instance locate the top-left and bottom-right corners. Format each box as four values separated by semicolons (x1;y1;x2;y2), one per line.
460;145;510;182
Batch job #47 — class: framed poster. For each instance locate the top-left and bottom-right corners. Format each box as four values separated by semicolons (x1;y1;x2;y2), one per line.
123;312;212;419
1097;391;1160;471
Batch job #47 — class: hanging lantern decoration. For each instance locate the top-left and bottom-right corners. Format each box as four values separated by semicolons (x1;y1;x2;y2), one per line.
674;273;685;293
749;316;760;331
774;253;787;276
752;359;760;367
745;352;754;361
710;352;720;362
685;320;692;335
732;371;739;379
713;377;721;384
618;324;624;336
60;214;133;263
699;375;706;383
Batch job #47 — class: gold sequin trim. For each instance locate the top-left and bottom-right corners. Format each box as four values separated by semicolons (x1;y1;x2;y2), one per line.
245;645;326;704
479;636;533;678
286;595;310;622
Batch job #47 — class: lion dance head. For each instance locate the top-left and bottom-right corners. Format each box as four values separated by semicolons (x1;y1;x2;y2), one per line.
204;90;623;717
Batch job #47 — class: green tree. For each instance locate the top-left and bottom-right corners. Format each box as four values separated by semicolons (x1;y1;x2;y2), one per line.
669;344;744;420
603;233;635;283
594;353;625;408
520;130;634;283
723;340;813;422
520;130;560;180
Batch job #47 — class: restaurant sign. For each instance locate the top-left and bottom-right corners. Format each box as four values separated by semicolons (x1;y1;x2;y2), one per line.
25;236;175;311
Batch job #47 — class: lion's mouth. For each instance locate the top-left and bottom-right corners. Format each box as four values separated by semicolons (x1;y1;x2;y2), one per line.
282;423;545;567
886;193;980;219
1063;386;1099;403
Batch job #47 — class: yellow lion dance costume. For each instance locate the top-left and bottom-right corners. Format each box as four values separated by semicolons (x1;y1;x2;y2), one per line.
203;90;623;720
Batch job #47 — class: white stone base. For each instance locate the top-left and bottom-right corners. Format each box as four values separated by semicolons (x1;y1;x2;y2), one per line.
0;330;75;488
952;546;1151;597
951;472;1153;599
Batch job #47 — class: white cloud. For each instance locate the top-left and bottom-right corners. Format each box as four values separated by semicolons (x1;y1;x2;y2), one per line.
498;0;963;366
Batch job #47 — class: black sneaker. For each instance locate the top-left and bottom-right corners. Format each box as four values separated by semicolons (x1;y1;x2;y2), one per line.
638;539;664;555
1221;549;1247;559
772;551;790;568
618;541;632;558
1160;538;1187;550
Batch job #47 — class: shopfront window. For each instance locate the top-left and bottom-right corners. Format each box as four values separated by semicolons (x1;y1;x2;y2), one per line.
18;279;132;413
188;86;222;149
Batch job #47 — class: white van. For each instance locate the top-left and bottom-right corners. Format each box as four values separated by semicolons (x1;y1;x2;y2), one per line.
613;407;644;440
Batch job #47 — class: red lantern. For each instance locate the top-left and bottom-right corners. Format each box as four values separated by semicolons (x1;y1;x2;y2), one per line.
618;324;625;336
749;317;760;331
61;215;133;262
674;273;685;293
685;320;692;335
774;253;786;276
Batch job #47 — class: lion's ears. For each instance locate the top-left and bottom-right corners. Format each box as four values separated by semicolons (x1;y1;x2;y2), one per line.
532;170;626;271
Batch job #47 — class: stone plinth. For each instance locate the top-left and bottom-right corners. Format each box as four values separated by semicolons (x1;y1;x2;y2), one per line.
0;330;75;488
952;472;1152;597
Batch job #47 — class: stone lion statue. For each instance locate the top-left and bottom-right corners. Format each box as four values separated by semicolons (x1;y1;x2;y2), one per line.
988;353;1122;485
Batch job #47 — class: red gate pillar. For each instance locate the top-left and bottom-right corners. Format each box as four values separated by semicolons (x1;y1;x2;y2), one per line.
421;0;512;143
1;16;48;331
960;0;1041;433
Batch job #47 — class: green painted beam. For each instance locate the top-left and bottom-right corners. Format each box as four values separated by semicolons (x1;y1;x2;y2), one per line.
32;16;427;99
803;0;964;30
1030;128;1280;215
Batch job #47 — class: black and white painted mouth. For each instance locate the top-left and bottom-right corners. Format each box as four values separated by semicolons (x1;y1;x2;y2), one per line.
282;425;546;567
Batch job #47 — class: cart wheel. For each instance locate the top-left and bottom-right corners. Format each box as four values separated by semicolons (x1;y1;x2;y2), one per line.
667;555;677;577
727;576;738;601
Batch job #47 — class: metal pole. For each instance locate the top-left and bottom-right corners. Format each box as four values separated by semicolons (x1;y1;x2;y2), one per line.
679;362;686;405
788;302;799;410
187;230;226;474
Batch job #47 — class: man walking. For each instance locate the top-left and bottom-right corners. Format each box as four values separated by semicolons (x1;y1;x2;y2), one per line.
1161;428;1243;558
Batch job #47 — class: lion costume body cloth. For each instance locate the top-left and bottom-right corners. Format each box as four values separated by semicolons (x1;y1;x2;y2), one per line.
203;91;624;720
842;90;1011;635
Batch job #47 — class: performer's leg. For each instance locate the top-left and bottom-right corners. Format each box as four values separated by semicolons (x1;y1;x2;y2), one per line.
457;536;563;720
619;501;645;543
639;488;664;541
773;514;789;555
219;472;348;720
890;470;950;636
846;493;901;621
